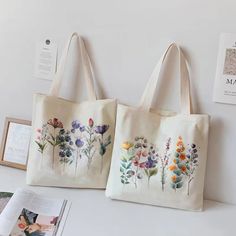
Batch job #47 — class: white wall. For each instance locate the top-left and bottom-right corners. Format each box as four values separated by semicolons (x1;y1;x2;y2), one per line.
0;0;236;204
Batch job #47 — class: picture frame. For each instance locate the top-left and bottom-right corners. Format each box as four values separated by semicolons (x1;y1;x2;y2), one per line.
0;117;31;170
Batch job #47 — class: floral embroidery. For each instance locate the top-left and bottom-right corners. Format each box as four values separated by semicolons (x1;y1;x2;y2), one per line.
160;138;171;191
120;136;200;195
81;118;96;171
35;125;48;155
95;124;111;173
169;136;199;195
46;118;64;169
35;117;112;174
120;142;135;185
120;137;158;188
143;145;158;187
169;136;186;191
58;129;74;173
185;144;199;195
71;120;85;176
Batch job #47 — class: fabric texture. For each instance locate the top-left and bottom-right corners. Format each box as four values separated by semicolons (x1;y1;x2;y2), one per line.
106;43;209;210
27;33;116;188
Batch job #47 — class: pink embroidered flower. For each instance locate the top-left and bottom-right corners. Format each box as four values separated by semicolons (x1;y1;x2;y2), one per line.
88;118;94;128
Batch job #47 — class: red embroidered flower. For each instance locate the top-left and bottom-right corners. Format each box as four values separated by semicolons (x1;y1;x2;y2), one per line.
47;118;63;129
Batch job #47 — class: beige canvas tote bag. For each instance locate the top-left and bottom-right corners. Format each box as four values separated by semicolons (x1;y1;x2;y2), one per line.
106;43;209;210
27;33;116;188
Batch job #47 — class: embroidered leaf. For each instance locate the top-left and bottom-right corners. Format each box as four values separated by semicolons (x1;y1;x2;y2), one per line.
173;169;182;176
176;182;184;188
149;168;158;177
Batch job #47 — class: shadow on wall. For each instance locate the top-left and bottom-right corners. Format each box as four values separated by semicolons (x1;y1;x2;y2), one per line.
204;117;226;202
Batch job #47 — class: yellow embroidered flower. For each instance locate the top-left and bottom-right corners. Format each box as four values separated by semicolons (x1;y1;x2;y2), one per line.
122;142;134;150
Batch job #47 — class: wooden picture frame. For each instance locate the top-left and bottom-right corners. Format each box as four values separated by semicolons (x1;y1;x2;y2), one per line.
0;117;31;170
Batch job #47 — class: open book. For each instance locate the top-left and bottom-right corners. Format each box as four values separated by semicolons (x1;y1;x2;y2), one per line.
0;189;70;236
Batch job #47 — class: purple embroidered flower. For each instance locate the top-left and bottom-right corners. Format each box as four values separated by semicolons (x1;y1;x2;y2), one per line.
145;156;158;169
95;125;109;135
72;120;80;129
75;138;84;148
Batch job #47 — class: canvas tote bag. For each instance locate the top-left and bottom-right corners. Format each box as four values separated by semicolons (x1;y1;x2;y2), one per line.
106;43;209;210
27;33;116;188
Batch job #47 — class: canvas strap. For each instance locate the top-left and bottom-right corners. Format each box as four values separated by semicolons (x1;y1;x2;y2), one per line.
49;32;97;101
139;43;191;115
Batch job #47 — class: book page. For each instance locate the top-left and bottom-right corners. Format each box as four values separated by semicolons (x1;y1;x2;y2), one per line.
0;192;13;214
0;189;67;236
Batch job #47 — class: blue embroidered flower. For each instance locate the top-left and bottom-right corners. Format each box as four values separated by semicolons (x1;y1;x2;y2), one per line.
75;138;84;148
79;125;85;132
72;120;80;129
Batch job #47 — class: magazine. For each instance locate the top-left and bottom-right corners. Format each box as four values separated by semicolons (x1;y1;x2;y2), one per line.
0;189;70;236
0;192;13;214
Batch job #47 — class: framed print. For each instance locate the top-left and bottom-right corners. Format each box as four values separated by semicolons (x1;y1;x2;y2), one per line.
0;117;31;170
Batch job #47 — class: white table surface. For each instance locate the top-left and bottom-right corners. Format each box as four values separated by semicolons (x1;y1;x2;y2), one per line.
0;165;235;236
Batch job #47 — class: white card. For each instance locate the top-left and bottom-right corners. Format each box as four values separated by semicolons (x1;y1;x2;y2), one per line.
34;39;57;80
3;123;31;165
213;33;236;104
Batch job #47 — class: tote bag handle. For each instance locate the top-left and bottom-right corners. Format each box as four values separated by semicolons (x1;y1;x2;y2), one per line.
139;43;191;115
49;32;97;101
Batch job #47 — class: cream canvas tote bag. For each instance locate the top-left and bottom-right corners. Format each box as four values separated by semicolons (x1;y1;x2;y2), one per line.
27;33;116;188
106;43;209;210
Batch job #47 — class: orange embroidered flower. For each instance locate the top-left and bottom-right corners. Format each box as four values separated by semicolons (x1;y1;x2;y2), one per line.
173;159;177;164
177;141;183;146
171;175;177;182
169;165;177;171
181;165;187;172
179;154;186;160
122;142;133;150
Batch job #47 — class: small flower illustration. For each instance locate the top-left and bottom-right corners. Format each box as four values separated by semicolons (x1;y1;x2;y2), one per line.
58;129;74;173
144;144;158;187
170;136;186;191
46;118;64;169
75;138;84;148
120;144;135;185
73;138;84;175
71;120;80;130
47;118;63;129
95;124;111;173
35;124;48;167
169;165;177;171
160;138;171;191
122;142;134;150
88;118;94;128
81;119;97;170
94;125;109;135
184;143;199;195
71;120;85;176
